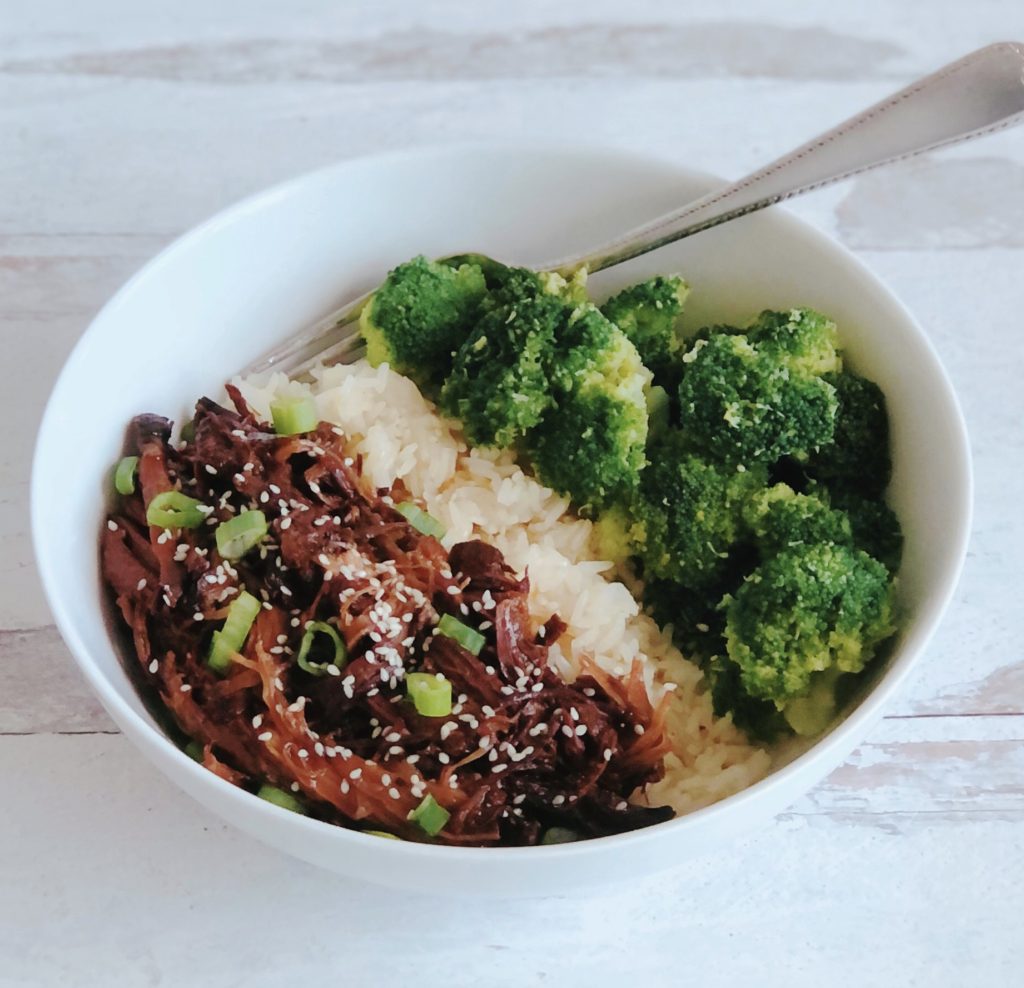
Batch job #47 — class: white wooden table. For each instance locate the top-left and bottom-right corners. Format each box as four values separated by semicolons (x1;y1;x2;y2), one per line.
3;2;1023;984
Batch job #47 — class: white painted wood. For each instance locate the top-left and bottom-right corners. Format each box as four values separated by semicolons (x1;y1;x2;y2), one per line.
1;734;1022;987
2;1;1023;982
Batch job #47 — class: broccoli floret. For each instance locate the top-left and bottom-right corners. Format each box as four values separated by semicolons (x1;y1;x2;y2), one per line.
779;666;844;736
440;268;567;447
435;253;512;290
360;256;487;381
743;483;853;556
677;331;838;466
805;370;892;497
529;387;649;511
592;503;639;564
627;433;767;589
706;653;788;740
538;267;590;305
724;542;894;706
830;490;903;573
601;275;690;375
528;306;651;510
746;308;842;378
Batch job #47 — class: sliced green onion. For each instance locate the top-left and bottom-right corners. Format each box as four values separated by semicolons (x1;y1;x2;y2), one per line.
257;784;306;814
207;632;233;675
405;672;452;717
215;510;268;561
363;830;402;840
540;827;580;845
409;794;450;837
184;740;204;762
296;621;348;676
207;590;261;674
395;501;446;539
270;395;318;436
437;614;485;656
179;419;196;443
146;490;207;529
114;456;139;495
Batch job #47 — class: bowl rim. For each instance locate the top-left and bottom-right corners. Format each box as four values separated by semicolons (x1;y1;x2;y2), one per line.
31;140;973;861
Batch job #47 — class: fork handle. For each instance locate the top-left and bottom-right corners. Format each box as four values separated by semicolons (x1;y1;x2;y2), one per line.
554;42;1024;275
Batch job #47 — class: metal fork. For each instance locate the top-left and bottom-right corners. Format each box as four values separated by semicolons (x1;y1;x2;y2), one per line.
243;42;1024;380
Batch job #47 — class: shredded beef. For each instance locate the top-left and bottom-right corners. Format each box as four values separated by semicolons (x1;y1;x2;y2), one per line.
101;395;673;845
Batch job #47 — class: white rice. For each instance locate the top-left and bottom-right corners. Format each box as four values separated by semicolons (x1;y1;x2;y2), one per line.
235;361;771;815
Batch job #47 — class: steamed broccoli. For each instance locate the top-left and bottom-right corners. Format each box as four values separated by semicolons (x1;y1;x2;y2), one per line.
440;268;567;447
830;489;903;573
677;331;838;466
601;275;690;376
742;483;852;557
745;307;841;378
805;370;892;497
723;542;894;709
616;432;767;589
706;652;787;739
360;255;487;381
528;306;651;510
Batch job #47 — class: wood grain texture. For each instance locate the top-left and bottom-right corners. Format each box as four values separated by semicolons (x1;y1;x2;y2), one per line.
2;734;1022;987
2;1;1024;982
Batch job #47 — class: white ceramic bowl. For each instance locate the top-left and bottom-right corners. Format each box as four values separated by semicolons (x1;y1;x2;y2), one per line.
32;144;971;895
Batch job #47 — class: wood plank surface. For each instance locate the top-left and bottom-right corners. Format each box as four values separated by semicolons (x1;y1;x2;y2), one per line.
2;1;1023;983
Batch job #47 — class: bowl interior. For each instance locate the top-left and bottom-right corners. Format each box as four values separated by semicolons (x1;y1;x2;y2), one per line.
32;144;970;890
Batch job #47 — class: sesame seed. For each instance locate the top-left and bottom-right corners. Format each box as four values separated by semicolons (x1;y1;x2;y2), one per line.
252;714;263;728
280;517;292;530
192;612;204;622
148;659;159;673
616;801;628;811
437;752;450;765
297;749;309;759
552;795;565;806
603;748;613;761
634;724;645;736
561;725;574;738
575;724;587;736
340;780;350;794
258;731;273;742
204;464;217;476
136;578;148;591
179;684;191;693
492;764;507;774
388;787;400;800
107;520;118;532
381;774;391;786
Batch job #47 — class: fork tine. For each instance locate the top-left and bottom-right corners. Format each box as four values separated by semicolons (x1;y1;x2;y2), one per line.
240;291;370;378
